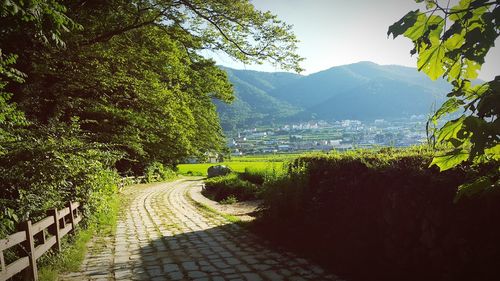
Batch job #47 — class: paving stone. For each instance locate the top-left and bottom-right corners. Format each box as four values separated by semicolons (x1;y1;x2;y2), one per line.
188;270;207;278
213;260;231;269
252;264;271;271
163;263;180;272
167;271;184;280
243;272;264;281
182;261;199;271
235;264;251;272
226;257;242;265
262;270;285;280
200;265;217;272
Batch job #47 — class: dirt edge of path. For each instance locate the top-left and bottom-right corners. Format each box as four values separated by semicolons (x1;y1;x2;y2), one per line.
186;179;263;222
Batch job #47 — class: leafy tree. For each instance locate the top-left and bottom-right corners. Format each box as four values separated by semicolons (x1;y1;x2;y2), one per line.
1;0;303;172
388;0;499;180
0;0;79;154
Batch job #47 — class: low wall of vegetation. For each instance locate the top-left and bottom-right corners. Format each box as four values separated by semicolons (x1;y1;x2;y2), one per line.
254;148;500;281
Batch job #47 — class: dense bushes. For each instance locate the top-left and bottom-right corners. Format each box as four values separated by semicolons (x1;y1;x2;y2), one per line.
239;167;268;185
254;147;500;281
203;173;261;202
0;122;120;238
145;162;177;183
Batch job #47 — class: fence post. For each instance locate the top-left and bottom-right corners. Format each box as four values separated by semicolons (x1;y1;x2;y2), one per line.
67;202;75;234
1;250;5;273
46;209;61;252
20;220;38;281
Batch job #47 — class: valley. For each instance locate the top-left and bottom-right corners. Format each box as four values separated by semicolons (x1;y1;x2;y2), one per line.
227;116;428;155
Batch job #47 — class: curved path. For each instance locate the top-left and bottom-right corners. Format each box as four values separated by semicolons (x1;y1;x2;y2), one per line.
63;179;340;281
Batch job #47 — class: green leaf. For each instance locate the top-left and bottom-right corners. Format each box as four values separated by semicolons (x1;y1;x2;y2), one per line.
417;39;446;80
454;176;493;203
464;59;480;80
437;116;465;143
444;33;465;50
430;149;469;171
432;97;464;124
404;14;443;41
387;10;420;39
484;144;500;160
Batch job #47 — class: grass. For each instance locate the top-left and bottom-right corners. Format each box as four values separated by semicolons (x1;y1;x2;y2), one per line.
38;194;121;280
186;193;241;224
177;152;324;176
220;195;238;205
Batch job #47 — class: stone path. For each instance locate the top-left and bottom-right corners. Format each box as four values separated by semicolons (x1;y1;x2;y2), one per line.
61;179;341;280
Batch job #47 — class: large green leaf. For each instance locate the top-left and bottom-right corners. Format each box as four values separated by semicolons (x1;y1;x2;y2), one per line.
387;10;419;39
417;39;446;80
432;97;464;125
437;116;466;143
430;149;469;171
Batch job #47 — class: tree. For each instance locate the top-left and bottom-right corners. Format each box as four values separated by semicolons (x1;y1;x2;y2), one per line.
1;0;303;172
388;0;499;186
0;0;80;154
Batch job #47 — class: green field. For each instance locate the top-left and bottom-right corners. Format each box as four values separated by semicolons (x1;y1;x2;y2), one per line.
177;152;327;176
177;161;285;176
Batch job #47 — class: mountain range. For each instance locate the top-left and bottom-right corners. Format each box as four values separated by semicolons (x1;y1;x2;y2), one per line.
216;61;451;130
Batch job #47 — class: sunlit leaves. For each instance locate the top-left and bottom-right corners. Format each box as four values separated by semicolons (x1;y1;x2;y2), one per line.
431;149;469;171
417;40;446;80
390;0;499;183
388;10;420;39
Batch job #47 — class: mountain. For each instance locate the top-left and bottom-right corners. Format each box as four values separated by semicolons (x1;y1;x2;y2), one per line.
217;62;451;130
215;67;303;130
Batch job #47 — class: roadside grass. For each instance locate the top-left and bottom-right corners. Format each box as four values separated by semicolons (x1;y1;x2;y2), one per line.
186;194;242;224
38;193;121;280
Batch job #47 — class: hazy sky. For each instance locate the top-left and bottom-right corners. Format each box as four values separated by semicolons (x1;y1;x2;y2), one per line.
209;0;499;80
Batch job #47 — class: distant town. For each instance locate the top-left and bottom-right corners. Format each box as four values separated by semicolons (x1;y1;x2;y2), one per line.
227;116;430;155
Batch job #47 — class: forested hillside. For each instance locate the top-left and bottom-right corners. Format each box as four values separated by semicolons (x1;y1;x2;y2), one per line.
218;62;452;129
215;68;302;130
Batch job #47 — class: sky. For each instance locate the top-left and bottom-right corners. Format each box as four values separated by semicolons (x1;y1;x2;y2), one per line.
209;0;499;80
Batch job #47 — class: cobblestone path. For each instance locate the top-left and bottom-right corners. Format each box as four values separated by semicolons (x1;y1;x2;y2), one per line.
62;179;340;281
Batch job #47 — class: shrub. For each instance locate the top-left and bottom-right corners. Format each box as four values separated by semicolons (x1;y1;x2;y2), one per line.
239;167;268;185
220;195;238;205
203;173;260;202
255;147;500;281
145;161;176;183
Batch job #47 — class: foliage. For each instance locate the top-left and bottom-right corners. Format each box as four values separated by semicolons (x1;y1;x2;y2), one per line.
203;173;260;202
220;195;238;205
1;0;302;174
0;0;302;247
388;0;499;177
0;121;120;237
145;161;177;183
240;167;269;185
255;147;500;281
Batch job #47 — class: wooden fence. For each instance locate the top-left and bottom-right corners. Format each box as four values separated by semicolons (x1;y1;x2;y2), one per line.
0;202;82;281
118;175;146;191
